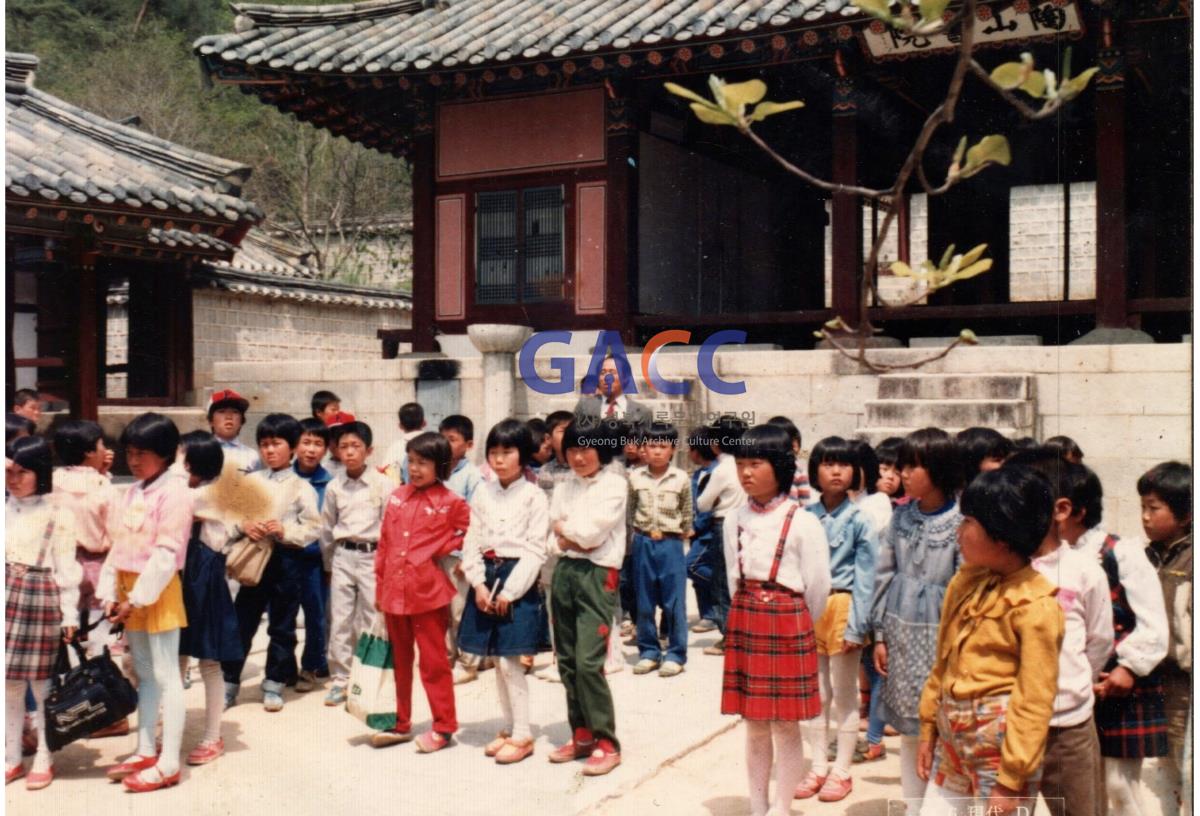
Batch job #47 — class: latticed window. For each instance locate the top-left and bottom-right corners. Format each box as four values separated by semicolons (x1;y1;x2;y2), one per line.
475;186;564;304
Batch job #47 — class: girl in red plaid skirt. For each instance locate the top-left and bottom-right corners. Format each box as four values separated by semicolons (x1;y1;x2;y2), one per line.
5;436;82;790
721;425;830;816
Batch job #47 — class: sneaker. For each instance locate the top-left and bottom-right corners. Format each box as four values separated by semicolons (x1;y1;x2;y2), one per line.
549;729;595;763
414;731;451;753
186;738;225;766
632;658;660;675
690;619;717;634
658;661;684;678
370;729;413;749
854;741;887;763
223;682;239;710
702;637;725;656
817;773;853;802
581;739;621;777
324;685;347;706
295;670;320;693
452;666;478;685
535;664;562;683
263;691;284;712
793;770;828;800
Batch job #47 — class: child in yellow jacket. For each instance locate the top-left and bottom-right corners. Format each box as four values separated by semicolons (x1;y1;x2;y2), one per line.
916;466;1065;815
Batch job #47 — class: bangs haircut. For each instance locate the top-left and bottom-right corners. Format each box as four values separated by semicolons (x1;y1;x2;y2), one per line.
10;435;53;494
333;421;373;449
180;431;224;482
53;420;104;466
960;465;1054;560
526;417;548;450
12;388;38;409
486;418;535;466
407;431;453;480
1043;435;1084;462
735;424;796;497
851;439;880;495
256;413;302;448
1065;464;1104;528
439;414;474;442
643;421;679;446
120;412;180;461
766;416;802;449
1005;447;1071;498
310;390;340;417
545;410;574;433
875;436;904;467
712;416;749;454
808;436;862;492
398;402;425;431
1137;461;1193;523
561;419;619;465
298;418;331;446
6;413;36;444
899;428;963;497
956;427;1014;474
686;426;718;461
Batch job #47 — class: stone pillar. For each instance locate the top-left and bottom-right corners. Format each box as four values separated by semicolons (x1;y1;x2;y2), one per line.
467;324;533;435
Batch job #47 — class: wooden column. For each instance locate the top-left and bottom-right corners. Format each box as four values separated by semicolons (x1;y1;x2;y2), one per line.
830;75;861;320
410;117;438;352
73;251;99;420
1094;33;1128;329
605;88;636;344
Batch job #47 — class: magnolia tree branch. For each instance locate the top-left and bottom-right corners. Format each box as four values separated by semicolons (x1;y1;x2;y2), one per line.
968;60;1069;120
740;126;890;199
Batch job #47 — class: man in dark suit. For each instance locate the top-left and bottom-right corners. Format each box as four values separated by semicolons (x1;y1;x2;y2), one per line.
573;354;652;432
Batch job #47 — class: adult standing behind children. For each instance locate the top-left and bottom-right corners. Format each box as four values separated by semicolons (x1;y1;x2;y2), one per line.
573;355;652;431
319;421;391;707
208;389;260;474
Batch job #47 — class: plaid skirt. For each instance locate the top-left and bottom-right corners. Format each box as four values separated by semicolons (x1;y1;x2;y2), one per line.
6;564;63;681
1094;668;1168;758
721;581;820;721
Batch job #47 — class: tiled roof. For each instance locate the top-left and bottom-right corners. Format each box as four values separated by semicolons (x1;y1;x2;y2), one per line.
196;0;858;76
6;52;262;225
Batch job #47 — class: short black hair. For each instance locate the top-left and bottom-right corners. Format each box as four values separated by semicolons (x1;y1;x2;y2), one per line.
808;436;862;492
6;412;36;444
180;431;224;482
9;435;53;494
734;424;796;498
1005;447;1071;499
1009;436;1038;454
1043;435;1084;462
486;418;535;467
1137;461;1193;523
12;388;38;409
686;426;718;462
333;420;373;449
298;417;331;446
398;402;425;431
766;416;802;451
712;416;749;454
439;414;474;442
561;419;619;465
643;421;679;446
526;417;548;451
256;413;302;448
407;431;453;480
960;465;1055;560
875;436;905;468
1064;464;1104;528
899;428;963;498
545;410;574;434
956;427;1014;475
121;412;180;461
54;420;104;466
310;390;340;417
851;439;881;495
580;373;599;395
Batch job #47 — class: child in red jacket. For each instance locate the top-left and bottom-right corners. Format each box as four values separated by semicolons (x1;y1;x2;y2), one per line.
371;432;471;753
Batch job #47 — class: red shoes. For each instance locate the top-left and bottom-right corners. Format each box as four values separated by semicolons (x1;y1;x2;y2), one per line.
549;728;596;763
5;764;25;785
186;739;225;766
793;770;828;799
123;766;181;793
106;754;158;782
413;731;451;754
25;766;53;791
581;739;621;777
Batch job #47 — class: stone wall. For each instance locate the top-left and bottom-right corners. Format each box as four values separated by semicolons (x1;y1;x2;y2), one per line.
212;343;1191;541
192;289;411;394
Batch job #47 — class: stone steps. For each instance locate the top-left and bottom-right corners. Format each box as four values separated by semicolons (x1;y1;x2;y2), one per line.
858;373;1036;442
866;398;1034;429
877;373;1032;401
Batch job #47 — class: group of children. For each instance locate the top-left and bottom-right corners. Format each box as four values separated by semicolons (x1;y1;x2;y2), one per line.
3;385;1192;816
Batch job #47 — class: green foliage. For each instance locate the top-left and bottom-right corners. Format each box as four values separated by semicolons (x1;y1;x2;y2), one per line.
665;76;803;130
989;50;1099;102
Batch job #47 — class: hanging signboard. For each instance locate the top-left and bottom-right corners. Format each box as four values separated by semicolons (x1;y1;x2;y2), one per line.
861;1;1084;60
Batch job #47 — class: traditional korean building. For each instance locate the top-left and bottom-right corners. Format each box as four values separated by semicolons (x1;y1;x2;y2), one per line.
196;1;1189;354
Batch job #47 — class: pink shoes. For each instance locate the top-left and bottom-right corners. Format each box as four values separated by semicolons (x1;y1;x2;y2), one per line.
5;764;26;785
24;765;53;791
107;754;158;782
549;728;596;763
123;766;181;793
581;739;621;777
413;731;451;753
817;773;853;802
793;770;828;799
186;739;225;766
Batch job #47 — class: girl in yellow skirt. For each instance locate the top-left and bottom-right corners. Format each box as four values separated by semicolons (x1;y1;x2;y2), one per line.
97;413;193;793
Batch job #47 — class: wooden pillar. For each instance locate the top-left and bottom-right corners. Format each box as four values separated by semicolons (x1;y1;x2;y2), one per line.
410;118;438;352
1094;31;1128;329
830;75;861;320
605;88;636;343
73;251;99;420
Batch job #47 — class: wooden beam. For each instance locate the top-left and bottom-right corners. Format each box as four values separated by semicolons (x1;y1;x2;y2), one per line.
830;76;861;321
75;256;100;420
1094;34;1128;329
410;128;437;352
605;86;637;344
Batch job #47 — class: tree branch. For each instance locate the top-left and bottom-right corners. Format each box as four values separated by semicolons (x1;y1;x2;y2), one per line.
740;126;890;200
968;60;1066;120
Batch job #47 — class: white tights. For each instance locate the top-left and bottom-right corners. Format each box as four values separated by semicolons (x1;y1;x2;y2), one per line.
900;734;926;804
128;629;183;775
178;656;224;743
745;720;806;816
494;657;531;741
1105;757;1145;816
5;680;49;771
802;651;861;779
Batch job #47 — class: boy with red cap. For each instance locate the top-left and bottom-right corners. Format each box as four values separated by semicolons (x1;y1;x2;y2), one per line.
208;389;260;474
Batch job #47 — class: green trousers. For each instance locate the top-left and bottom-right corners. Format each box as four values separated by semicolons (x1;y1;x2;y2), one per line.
551;557;620;749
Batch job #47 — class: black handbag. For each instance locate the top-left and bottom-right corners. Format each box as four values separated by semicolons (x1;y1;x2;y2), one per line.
43;625;138;752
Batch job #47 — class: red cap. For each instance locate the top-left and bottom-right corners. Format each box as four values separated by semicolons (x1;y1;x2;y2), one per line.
209;388;249;413
325;411;357;427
